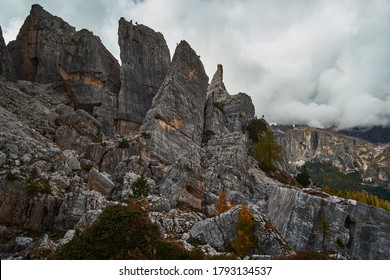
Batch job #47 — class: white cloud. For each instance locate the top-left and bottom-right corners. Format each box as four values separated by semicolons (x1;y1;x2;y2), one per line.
1;17;23;44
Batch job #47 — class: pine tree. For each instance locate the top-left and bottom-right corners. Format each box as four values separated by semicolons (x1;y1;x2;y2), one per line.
231;205;256;257
253;129;281;172
131;174;149;198
296;167;311;187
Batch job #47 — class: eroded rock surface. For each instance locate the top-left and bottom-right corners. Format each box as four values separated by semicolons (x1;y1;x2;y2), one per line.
8;4;76;83
117;18;170;132
140;40;208;164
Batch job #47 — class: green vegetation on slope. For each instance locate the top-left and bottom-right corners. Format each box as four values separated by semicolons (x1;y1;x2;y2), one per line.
323;186;390;211
300;161;390;210
56;204;204;259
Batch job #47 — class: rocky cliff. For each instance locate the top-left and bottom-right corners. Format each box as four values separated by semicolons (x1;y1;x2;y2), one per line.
204;64;255;135
117;18;171;133
276;126;390;186
59;29;121;111
8;4;76;83
0;5;389;260
140;40;208;164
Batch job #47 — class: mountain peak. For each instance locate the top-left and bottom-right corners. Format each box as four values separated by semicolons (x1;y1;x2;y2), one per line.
208;64;226;92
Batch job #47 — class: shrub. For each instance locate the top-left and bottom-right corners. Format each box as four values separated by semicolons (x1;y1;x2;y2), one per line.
118;139;130;149
141;132;151;139
336;238;346;249
56;205;205;260
295;167;311;187
6;171;20;181
231;205;256;257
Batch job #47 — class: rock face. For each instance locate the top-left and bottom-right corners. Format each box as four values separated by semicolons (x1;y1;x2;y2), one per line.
204;64;255;135
277;126;390;185
268;186;390;259
268;187;349;252
140;40;209;164
117;18;170;133
347;201;390;259
8;4;76;83
189;205;292;256
59;29;120;111
0;26;15;80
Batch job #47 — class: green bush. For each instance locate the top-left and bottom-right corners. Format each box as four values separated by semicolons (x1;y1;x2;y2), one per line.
141;132;151;139
245;118;268;142
130;174;149;198
56;205;205;260
118;139;130;149
295;167;311;187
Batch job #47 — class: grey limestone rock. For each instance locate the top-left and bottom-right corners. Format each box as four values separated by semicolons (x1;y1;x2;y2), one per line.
55;109;103;153
204;64;255;136
140;40;209;164
63;150;81;171
117;18;170;131
268;187;350;253
158;162;205;211
8;4;76;83
54;189;108;231
59;29;120;111
88;168;115;196
346;201;390;259
189;205;292;256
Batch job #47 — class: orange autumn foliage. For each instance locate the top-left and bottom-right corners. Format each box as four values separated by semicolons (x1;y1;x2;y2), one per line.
231;205;256;257
215;190;233;214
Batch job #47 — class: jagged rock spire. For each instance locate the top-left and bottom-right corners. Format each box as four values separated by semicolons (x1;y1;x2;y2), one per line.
140;40;209;164
207;64;226;92
7;4;76;83
117;18;171;133
204;64;255;135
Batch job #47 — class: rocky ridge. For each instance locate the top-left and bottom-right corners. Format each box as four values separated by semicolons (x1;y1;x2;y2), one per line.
276;125;390;186
0;5;389;260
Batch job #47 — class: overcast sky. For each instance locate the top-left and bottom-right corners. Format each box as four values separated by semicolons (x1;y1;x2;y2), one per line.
1;0;390;129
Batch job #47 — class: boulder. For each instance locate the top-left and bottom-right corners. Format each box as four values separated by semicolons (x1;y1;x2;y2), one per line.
88;168;115;196
347;202;390;259
268;187;350;252
189;205;292;256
